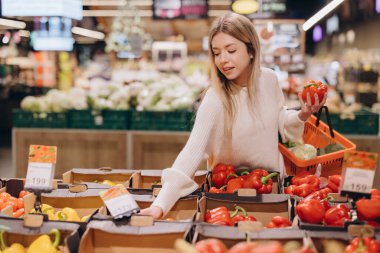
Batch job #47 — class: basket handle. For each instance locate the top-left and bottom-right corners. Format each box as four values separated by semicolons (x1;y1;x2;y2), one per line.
315;106;335;138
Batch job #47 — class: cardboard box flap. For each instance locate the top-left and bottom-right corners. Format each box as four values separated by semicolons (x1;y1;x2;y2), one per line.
307;231;352;240
0;218;80;235
72;168;137;175
195;224;246;240
140;170;207;177
87;220;192;235
42;188;104;198
133;194;156;203
205;193;289;203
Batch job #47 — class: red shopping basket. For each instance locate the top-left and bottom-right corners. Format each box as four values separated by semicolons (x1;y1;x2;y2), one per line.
279;106;356;177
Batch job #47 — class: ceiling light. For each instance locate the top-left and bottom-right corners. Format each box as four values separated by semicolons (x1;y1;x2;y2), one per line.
0;18;26;29
83;0;127;6
72;27;105;40
302;0;344;31
232;0;259;15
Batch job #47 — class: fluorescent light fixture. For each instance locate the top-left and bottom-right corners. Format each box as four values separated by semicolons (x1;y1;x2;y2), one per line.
33;37;74;51
72;26;105;40
0;18;26;29
83;0;127;6
19;30;30;37
302;0;344;31
83;10;153;17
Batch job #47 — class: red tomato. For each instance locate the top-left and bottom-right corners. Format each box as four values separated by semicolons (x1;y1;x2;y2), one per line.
301;80;327;105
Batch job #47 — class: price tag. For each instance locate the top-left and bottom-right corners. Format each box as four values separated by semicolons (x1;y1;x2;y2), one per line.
341;151;378;194
25;145;57;189
100;185;140;218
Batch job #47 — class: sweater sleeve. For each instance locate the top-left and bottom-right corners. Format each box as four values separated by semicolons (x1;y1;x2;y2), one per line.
271;72;305;143
152;89;222;215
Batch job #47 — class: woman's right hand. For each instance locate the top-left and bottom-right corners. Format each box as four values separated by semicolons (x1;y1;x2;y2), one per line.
139;205;163;219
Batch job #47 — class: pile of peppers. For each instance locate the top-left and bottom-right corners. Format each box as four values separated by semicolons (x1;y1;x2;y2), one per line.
356;188;380;226
210;165;277;194
205;206;256;226
0;228;61;253
345;235;380;253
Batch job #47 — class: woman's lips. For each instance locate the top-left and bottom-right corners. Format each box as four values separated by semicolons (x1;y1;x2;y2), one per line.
223;67;234;73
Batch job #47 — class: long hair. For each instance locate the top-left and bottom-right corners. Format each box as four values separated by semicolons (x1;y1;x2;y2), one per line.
208;12;261;159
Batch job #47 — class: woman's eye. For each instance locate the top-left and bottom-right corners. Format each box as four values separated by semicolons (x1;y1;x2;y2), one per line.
228;50;236;54
214;53;220;56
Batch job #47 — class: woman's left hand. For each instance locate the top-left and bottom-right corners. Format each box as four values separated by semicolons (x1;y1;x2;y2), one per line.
297;92;327;121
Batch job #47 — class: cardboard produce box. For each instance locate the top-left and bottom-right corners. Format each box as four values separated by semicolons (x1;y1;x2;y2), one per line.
193;224;352;252
0;218;80;253
93;194;199;222
62;168;139;188
79;220;192;253
0;179;36;217
132;169;207;190
199;194;291;227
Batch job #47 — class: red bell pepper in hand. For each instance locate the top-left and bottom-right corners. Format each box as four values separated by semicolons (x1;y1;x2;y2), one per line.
345;236;380;253
229;206;256;226
324;204;351;226
211;163;235;188
195;239;228;253
205;207;231;226
356;198;380;221
266;216;292;228
296;199;325;224
370;188;380;201
327;175;341;193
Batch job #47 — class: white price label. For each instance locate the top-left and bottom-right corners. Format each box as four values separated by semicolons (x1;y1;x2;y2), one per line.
342;167;375;194
25;162;54;189
104;194;139;218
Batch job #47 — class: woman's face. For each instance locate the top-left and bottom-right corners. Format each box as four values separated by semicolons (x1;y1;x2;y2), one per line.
211;32;252;86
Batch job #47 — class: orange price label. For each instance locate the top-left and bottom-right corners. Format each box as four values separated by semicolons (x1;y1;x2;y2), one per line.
341;151;378;194
99;185;139;218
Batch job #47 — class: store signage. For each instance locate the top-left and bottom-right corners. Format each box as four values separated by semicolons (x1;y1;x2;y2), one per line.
233;0;287;18
100;185;140;219
341;151;378;194
1;0;83;20
25;145;56;189
153;0;208;19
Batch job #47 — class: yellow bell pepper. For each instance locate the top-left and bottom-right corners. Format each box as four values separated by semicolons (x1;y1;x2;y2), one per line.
53;211;67;221
61;208;80;222
27;229;60;253
80;214;91;222
30;204;54;220
0;231;26;253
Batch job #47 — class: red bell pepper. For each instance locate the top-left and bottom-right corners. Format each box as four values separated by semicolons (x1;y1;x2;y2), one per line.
284;185;297;195
195;239;228;253
370;188;380;201
229;206;256;226
292;184;316;198
356;198;380;221
345;236;380;253
296;199;325;224
226;174;246;193
211;163;235;188
242;173;262;190
209;186;226;193
257;172;277;194
324;204;351;226
306;188;333;201
291;171;312;185
327;175;341;193
293;174;320;190
205;207;231;226
266;216;292;228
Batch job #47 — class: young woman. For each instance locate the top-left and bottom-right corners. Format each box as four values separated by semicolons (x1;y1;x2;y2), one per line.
140;12;326;219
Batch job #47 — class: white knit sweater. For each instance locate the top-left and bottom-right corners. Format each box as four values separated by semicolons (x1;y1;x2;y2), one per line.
152;68;305;215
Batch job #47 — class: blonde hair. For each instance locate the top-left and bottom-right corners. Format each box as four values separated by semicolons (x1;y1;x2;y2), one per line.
208;12;261;158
